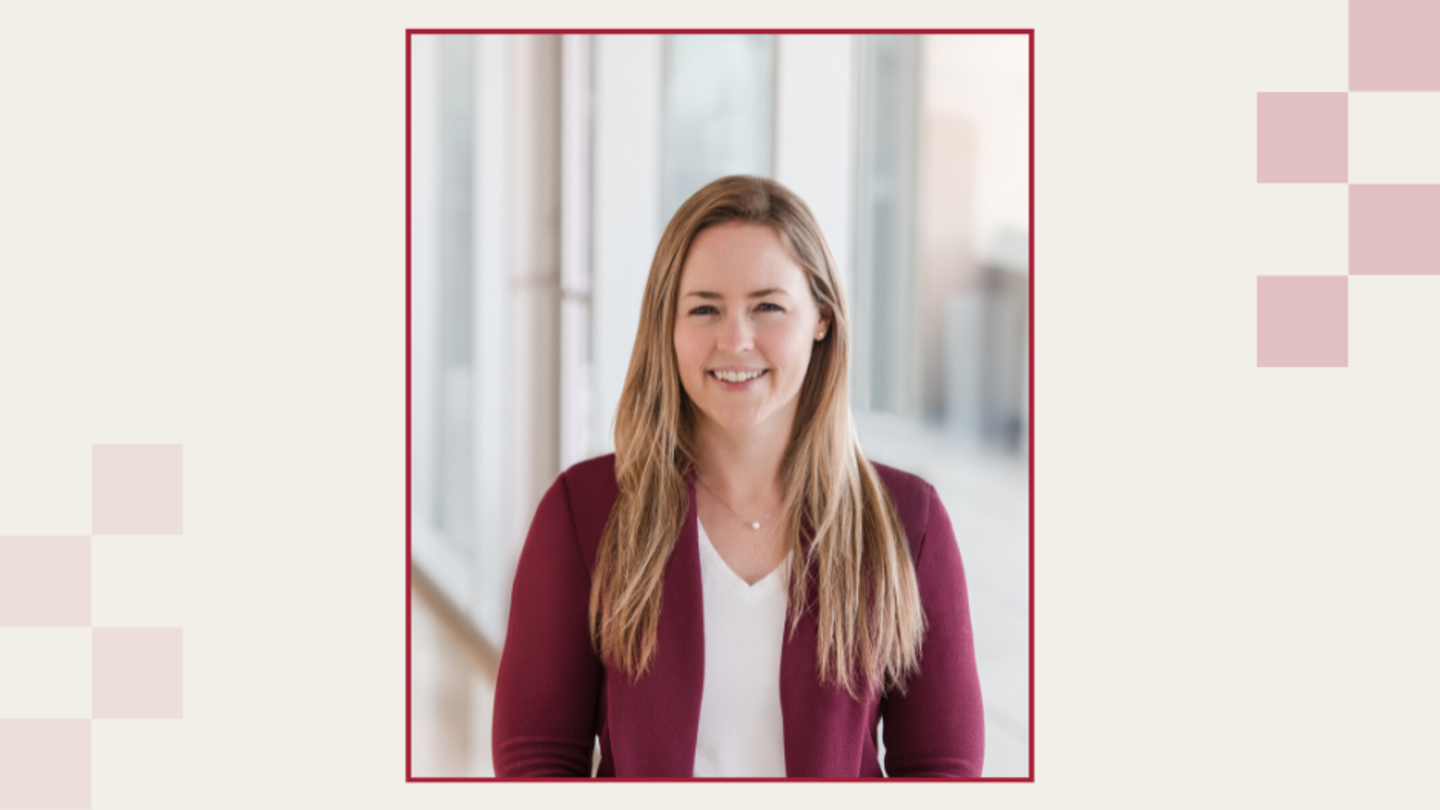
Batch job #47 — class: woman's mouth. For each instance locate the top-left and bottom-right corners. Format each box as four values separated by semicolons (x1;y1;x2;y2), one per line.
708;369;768;389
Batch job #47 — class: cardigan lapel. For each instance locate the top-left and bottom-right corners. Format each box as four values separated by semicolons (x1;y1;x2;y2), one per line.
604;472;705;776
778;545;884;777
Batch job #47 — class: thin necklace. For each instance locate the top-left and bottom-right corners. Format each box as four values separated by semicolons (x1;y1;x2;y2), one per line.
695;475;776;531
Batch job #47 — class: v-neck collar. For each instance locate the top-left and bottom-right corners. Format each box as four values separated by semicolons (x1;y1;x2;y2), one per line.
696;516;790;598
600;470;882;777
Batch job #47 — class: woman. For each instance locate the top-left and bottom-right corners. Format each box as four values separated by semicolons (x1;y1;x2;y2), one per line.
492;176;983;778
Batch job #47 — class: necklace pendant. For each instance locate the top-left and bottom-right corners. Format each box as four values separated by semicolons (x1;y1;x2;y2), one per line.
752;522;761;530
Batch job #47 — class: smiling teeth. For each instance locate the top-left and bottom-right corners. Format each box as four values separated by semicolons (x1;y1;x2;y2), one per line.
714;370;763;383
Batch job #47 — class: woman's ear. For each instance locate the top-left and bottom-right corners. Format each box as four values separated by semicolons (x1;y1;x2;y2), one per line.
816;305;833;341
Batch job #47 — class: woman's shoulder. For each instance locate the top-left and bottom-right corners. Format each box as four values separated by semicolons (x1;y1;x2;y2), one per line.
868;461;943;560
545;454;621;566
558;452;620;495
869;462;934;516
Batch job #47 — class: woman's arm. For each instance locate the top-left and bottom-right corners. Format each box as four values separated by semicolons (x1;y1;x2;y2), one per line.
491;473;604;777
880;484;985;777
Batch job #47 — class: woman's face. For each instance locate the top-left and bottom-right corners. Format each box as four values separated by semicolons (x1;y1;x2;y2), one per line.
673;221;831;440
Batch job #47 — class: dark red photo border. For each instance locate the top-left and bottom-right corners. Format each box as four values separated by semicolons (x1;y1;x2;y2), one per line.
405;27;1035;783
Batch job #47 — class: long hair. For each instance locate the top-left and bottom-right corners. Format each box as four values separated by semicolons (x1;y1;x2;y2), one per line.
588;175;926;698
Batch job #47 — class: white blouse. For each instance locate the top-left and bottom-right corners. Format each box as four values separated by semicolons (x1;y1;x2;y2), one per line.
691;518;790;777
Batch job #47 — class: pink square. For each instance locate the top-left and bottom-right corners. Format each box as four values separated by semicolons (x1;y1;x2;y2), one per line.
1350;185;1440;275
92;445;182;535
0;538;90;626
1257;276;1348;368
92;628;183;719
1352;0;1440;90
1257;93;1347;183
0;720;90;809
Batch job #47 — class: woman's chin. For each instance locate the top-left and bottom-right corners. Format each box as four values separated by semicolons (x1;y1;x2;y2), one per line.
700;409;769;435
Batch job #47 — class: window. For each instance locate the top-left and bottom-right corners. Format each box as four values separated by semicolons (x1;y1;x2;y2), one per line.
661;35;776;223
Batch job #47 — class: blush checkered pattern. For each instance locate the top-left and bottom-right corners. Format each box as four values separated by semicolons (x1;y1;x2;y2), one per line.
0;445;184;810
1256;0;1440;367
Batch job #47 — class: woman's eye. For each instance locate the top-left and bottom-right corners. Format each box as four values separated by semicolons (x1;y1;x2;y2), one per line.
756;302;783;313
690;305;717;316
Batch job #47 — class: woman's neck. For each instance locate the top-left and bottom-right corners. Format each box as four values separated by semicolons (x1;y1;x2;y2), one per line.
692;414;791;504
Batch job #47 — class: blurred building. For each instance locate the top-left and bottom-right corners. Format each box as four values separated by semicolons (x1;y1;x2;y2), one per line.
408;33;1030;778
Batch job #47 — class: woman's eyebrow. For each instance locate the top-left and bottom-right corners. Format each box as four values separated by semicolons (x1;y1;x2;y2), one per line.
681;288;789;300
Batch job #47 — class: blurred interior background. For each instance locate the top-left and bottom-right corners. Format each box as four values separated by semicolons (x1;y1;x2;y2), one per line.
408;32;1030;778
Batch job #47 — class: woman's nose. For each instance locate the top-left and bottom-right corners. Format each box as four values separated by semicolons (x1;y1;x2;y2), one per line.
717;312;754;352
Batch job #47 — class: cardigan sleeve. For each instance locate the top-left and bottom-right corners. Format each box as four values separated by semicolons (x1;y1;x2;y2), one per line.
880;484;985;777
491;473;604;777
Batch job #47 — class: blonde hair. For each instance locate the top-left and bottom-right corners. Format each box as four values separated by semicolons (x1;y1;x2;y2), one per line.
589;175;925;698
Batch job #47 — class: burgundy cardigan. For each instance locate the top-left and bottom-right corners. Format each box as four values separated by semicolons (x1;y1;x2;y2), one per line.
491;454;984;778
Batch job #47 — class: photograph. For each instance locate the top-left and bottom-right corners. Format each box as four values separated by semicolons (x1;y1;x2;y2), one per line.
406;31;1032;779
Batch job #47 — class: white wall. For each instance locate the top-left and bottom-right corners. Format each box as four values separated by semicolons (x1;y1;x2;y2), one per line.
503;37;564;637
590;37;663;459
559;35;593;472
774;35;857;301
471;35;514;642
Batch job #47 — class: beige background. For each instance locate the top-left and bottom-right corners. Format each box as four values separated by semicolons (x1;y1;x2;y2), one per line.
3;0;1438;806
